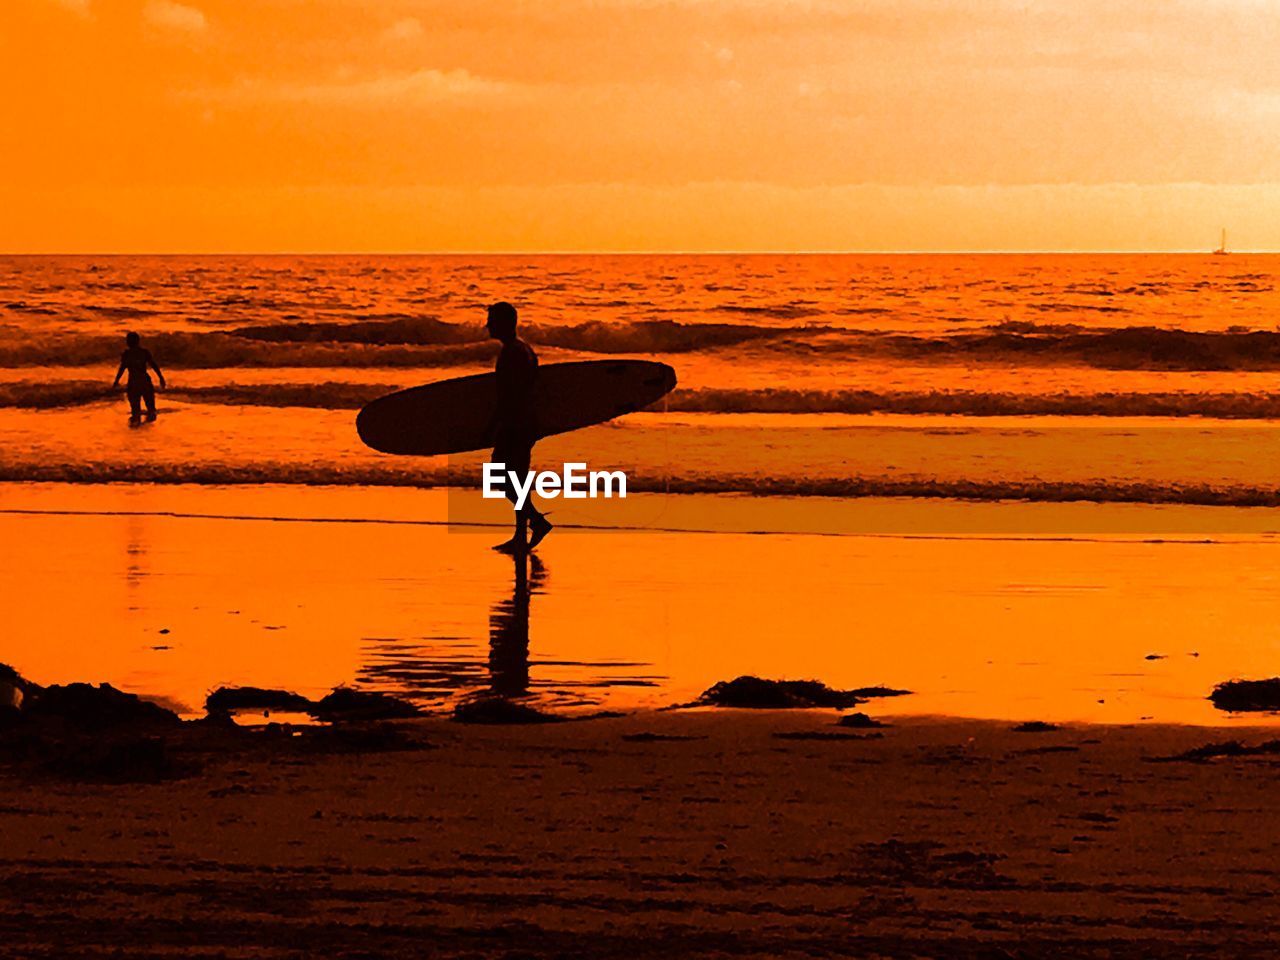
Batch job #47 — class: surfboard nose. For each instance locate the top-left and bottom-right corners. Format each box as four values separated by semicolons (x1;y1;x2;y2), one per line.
646;363;677;392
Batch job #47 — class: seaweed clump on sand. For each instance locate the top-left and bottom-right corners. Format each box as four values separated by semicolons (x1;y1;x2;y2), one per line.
0;664;183;782
1151;740;1280;763
0;663;34;695
1209;678;1280;712
205;685;421;722
687;676;909;710
453;695;563;725
206;686;314;715
2;663;180;733
0;665;32;727
1012;721;1061;733
311;688;421;723
27;682;180;729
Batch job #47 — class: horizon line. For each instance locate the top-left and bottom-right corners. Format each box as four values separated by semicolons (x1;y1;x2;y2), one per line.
0;249;1272;256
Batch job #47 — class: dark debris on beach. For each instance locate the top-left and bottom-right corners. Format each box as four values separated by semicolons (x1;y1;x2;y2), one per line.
0;664;432;782
1209;678;1280;712
1150;739;1280;763
452;695;565;725
206;686;314;714
1013;721;1062;733
684;676;911;710
206;684;422;722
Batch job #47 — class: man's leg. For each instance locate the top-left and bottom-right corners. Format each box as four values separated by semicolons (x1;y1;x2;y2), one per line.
518;440;553;550
492;442;527;552
491;437;551;552
143;382;157;421
127;386;142;422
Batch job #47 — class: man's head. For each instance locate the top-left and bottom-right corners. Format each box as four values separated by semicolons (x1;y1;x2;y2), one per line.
485;302;518;342
125;331;140;347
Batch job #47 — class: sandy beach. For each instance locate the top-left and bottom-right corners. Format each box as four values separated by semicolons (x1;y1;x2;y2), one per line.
5;483;1280;954
7;480;1280;954
5;708;1280;958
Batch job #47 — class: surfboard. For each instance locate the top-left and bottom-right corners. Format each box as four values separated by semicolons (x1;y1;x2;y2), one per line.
356;359;677;456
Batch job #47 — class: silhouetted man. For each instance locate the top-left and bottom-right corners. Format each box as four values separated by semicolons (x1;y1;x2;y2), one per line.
112;331;166;424
485;302;552;553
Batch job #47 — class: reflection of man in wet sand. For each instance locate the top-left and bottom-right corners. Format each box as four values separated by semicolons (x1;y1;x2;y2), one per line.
488;552;546;698
484;302;553;554
112;331;166;424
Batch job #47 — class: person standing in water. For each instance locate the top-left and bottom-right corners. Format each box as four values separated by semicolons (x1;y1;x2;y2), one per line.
485;302;553;553
112;331;166;424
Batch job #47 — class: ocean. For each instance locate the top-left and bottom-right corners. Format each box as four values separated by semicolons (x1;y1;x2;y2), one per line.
5;254;1280;723
2;253;1279;507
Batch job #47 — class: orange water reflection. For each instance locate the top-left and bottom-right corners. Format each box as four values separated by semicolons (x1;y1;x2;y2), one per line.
5;483;1280;726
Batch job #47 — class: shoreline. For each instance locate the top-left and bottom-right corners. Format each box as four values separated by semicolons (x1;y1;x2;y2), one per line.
7;397;1280;510
4;482;1279;728
6;479;1280;536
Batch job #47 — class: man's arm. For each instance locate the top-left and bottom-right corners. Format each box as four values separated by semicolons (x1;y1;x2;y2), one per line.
112;357;126;388
148;353;166;389
484;348;518;443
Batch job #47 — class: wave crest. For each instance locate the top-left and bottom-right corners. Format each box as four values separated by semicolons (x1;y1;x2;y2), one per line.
6;320;1280;372
9;379;1280;420
794;324;1280;371
0;333;495;369
232;316;796;354
2;460;1278;507
668;388;1280;419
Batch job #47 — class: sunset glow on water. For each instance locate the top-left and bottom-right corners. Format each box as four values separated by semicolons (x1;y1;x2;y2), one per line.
4;254;1280;724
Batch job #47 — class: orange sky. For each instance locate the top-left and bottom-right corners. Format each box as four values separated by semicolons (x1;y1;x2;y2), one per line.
3;0;1279;252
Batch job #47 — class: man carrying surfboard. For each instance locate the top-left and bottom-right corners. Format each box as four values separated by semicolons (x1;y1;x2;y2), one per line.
484;302;553;553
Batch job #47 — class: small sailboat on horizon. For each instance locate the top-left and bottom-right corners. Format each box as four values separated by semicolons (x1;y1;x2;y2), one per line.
1213;228;1228;255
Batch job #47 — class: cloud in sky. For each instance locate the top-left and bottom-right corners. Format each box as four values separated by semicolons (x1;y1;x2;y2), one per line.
7;0;1280;250
196;68;516;106
47;0;91;15
143;0;207;33
384;17;424;43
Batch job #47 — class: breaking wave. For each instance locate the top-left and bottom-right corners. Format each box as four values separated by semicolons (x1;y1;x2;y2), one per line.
7;318;1280;371
791;323;1280;371
7;379;1280;420
0;380;116;409
666;388;1280;419
231;315;473;345
2;459;1279;507
7;378;1280;419
214;319;1280;369
232;316;798;353
0;332;497;369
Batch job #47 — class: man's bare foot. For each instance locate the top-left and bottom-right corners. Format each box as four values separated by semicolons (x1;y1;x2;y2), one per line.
492;536;526;554
527;515;553;551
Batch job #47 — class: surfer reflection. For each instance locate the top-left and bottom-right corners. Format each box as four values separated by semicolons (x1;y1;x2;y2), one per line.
112;331;166;425
488;551;546;697
484;302;553;553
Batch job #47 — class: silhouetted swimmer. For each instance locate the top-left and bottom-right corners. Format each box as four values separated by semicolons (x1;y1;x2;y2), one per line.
484;302;552;553
112;331;166;424
488;552;546;698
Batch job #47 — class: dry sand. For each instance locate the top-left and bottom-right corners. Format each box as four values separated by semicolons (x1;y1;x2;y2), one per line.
4;710;1280;958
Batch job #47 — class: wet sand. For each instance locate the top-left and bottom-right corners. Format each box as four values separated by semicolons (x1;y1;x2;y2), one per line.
5;483;1280;724
4;710;1280;957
